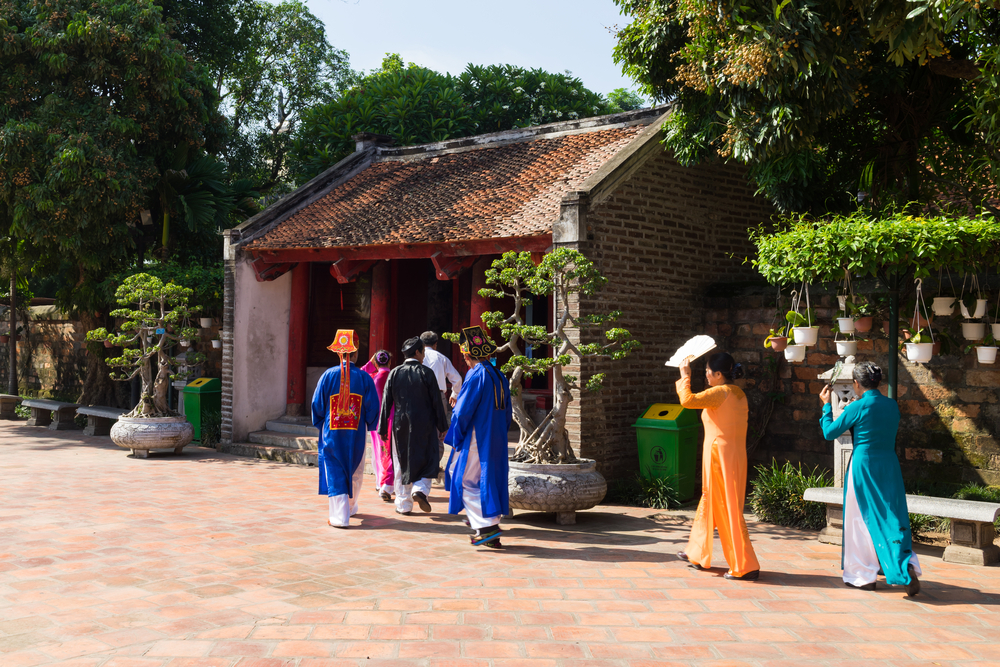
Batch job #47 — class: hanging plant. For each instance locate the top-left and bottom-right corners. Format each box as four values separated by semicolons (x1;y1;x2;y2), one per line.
903;281;935;364
763;287;789;351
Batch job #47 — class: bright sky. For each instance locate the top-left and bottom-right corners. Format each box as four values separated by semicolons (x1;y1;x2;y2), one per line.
302;0;639;97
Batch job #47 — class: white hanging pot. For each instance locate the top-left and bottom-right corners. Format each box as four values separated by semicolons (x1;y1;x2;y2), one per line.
784;344;806;362
837;317;855;333
962;322;986;340
931;297;956;316
836;340;857;357
200;317;214;328
791;326;819;346
976;346;998;364
211;339;222;349
960;299;988;319
180;340;190;347
905;342;934;363
992;323;1000;340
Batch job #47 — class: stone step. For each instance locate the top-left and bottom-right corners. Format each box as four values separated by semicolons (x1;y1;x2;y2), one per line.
265;418;319;437
249;430;318;450
226;442;318;466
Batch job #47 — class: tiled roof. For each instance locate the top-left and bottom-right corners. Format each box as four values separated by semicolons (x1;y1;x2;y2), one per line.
248;125;648;250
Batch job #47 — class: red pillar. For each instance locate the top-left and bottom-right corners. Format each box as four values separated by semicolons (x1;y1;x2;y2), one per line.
286;263;309;416
369;261;389;358
470;257;490;331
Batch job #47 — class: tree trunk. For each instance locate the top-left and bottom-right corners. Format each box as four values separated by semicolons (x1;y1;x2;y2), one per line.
78;312;124;407
152;339;172;415
8;272;16;395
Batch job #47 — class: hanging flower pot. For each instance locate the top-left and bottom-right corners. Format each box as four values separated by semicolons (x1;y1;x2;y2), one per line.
0;335;9;344
962;322;986;340
768;336;788;352
961;299;988;319
104;339;113;348
992;323;1000;340
932;297;956;316
792;326;819;346
784;344;806;362
853;316;873;333
211;339;222;349
976;346;998;364
905;343;934;363
199;317;213;328
837;317;855;333
180;339;190;348
836;340;857;357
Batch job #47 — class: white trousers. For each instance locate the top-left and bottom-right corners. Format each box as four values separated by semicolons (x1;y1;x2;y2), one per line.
843;467;921;586
460;433;501;531
392;440;433;513
328;449;366;528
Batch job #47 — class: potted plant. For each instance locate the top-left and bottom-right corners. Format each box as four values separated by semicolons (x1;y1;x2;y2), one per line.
960;274;987;319
85;274;205;458
846;295;873;332
451;250;640;525
966;329;997;364
787;307;818;346
211;334;222;349
903;326;935;363
764;327;789;351
199;316;214;328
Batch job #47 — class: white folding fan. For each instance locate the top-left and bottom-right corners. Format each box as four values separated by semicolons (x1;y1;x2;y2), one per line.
664;335;717;367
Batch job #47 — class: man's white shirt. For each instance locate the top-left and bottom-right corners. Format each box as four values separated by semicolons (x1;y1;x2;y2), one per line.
422;347;463;399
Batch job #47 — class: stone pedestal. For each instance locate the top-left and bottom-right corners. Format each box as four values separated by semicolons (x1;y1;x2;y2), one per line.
816;357;859;545
944;519;1000;566
818;504;844;546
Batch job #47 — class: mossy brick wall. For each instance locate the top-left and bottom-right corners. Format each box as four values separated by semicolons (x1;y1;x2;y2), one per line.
705;288;1000;486
561;150;774;480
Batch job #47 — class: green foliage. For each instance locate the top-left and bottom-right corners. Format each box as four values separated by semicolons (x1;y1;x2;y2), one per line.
605;87;646;113
785;308;817;328
200;408;222;447
750;211;1000;285
290;58;613;182
749;460;831;530
0;0;222;310
954;483;1000;531
605;473;682;509
613;0;1000;213
85;273;205;416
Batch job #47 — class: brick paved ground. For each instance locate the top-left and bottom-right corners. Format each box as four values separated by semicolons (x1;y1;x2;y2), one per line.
1;424;998;667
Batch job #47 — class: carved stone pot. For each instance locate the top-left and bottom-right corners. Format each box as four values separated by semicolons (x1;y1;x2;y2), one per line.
508;458;607;525
110;415;194;459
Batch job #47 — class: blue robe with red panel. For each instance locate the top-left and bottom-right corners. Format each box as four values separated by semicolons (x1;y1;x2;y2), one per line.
312;363;380;498
444;361;512;518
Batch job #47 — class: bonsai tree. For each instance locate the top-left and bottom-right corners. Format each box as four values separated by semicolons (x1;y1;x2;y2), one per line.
453;249;639;464
85;274;204;417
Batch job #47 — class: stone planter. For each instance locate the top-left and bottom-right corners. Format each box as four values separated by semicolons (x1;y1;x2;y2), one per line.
508;458;607;525
110;415;194;459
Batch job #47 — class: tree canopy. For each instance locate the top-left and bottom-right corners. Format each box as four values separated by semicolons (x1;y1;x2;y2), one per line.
613;0;1000;214
290;56;616;183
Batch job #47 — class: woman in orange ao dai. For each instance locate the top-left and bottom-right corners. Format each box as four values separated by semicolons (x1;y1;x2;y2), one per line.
675;352;760;581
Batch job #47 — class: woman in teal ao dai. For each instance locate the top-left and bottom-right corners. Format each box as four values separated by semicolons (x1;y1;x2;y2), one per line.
819;361;921;595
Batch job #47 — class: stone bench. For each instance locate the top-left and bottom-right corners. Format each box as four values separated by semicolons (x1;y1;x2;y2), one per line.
22;399;81;431
805;486;1000;566
0;394;21;419
77;406;128;437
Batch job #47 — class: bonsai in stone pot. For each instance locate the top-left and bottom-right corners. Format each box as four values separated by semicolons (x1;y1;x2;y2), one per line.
85;274;205;458
452;249;640;524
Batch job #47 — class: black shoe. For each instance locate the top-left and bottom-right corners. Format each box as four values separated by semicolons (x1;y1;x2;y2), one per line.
724;570;760;581
845;581;876;591
905;564;921;597
677;551;704;570
471;526;502;548
380;491;393;503
395;509;412;516
413;491;432;513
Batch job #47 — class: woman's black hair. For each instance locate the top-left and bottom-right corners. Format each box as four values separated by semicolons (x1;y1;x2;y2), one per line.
707;352;744;382
853;361;882;389
375;350;391;367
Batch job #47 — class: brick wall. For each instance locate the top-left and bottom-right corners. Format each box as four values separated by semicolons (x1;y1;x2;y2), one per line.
0;311;86;399
564;150;774;480
706;287;1000;486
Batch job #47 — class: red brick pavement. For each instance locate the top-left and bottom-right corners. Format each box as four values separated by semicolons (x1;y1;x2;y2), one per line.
1;423;998;666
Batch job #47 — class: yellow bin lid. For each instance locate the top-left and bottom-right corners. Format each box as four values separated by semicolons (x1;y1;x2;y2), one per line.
641;403;684;421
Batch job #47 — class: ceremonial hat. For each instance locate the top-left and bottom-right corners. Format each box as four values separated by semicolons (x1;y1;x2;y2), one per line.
460;325;496;359
327;329;359;354
401;336;423;355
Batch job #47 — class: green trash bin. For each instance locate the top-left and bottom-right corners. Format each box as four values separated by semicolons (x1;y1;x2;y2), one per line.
632;403;699;502
184;377;221;442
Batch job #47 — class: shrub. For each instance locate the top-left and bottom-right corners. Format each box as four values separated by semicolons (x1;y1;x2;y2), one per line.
605;474;683;510
953;483;1000;532
749;460;831;530
200;409;222;448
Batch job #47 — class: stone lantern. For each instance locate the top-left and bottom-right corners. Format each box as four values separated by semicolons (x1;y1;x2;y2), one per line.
814;355;858;544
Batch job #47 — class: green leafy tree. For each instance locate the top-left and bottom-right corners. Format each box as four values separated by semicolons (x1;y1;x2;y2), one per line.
290;57;614;183
85;274;204;417
462;249;640;464
612;0;1000;213
605;87;646;113
218;0;357;194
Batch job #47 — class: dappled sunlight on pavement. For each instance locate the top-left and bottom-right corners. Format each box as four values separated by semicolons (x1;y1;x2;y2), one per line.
1;423;998;666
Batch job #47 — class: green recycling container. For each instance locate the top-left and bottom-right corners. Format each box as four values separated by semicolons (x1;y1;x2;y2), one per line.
632;403;699;501
184;377;221;442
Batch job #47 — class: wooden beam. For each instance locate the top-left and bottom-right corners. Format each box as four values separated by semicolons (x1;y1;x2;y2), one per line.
251;257;296;282
248;236;552;265
369;262;390;357
431;252;477;280
286;263;310;415
329;258;375;284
